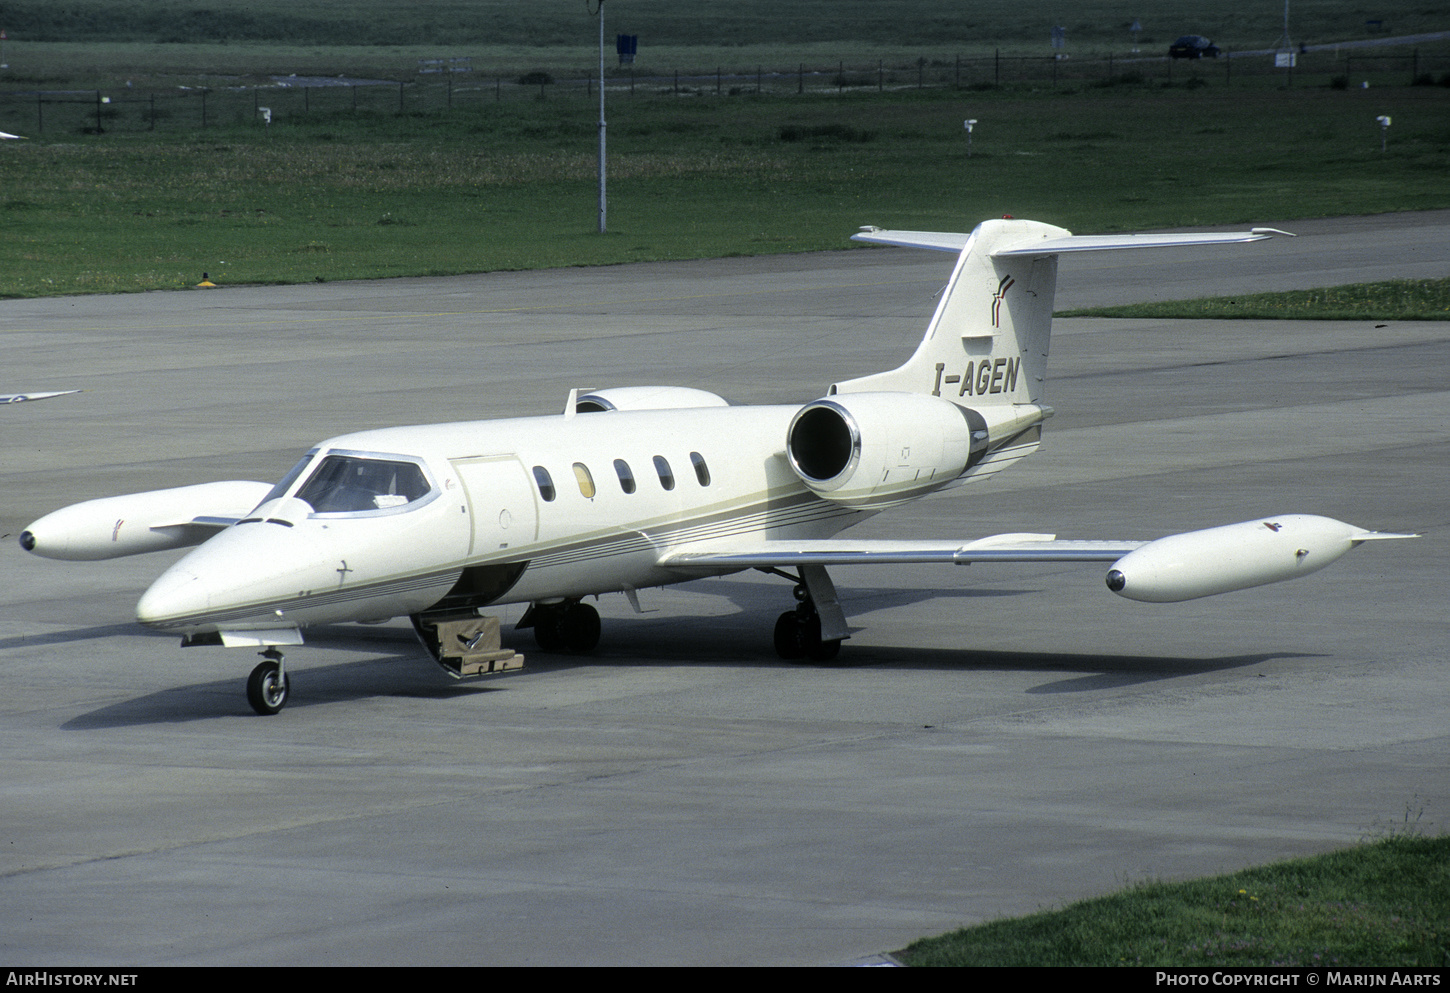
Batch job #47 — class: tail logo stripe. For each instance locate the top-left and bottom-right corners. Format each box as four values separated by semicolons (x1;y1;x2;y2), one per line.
991;275;1015;328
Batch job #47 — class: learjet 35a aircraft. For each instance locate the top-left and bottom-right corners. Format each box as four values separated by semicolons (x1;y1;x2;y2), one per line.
20;218;1413;714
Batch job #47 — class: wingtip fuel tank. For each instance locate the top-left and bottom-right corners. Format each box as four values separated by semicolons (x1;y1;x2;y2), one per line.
19;481;271;561
1105;514;1414;603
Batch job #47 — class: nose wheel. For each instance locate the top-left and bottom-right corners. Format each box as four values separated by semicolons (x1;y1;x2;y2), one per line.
246;648;290;715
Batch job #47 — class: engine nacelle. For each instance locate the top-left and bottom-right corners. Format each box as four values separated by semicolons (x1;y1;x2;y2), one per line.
19;480;272;561
786;392;986;510
1106;515;1370;602
575;386;729;413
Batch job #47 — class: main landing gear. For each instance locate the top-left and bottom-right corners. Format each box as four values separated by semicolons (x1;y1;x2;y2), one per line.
524;600;601;654
247;647;290;716
765;564;849;662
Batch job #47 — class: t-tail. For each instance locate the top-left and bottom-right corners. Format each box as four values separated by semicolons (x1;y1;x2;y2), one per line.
819;217;1287;486
831;218;1071;405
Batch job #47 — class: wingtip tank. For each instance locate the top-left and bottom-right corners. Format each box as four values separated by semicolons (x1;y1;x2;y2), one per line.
1105;514;1413;603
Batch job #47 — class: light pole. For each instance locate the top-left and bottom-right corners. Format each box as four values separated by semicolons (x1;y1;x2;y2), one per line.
591;0;606;233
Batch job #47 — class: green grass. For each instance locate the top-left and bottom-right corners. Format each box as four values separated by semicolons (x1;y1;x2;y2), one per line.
1060;278;1450;321
897;835;1450;967
2;81;1447;299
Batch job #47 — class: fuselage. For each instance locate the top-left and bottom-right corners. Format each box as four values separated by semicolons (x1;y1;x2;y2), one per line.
134;404;868;635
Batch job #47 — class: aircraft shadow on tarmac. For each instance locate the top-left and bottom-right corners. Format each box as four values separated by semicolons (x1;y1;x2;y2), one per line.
60;609;1317;729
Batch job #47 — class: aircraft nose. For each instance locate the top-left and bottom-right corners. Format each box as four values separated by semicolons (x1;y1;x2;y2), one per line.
134;520;325;631
136;561;208;629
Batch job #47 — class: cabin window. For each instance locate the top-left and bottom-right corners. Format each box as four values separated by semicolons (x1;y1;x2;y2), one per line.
653;455;675;491
295;455;432;514
614;459;636;494
690;452;711;487
573;462;596;499
532;466;556;502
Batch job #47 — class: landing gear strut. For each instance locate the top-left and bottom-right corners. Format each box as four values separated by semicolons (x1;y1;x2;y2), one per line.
246;647;290;715
525;600;601;653
767;565;847;662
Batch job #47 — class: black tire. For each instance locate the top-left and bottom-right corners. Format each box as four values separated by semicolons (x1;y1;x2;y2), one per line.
808;636;842;662
246;660;290;715
774;611;805;660
561;603;601;653
533;609;564;652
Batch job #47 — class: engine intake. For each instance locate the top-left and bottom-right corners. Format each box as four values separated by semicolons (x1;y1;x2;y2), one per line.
786;393;986;509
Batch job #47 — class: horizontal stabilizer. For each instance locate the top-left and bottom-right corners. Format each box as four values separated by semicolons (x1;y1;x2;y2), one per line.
852;226;1290;256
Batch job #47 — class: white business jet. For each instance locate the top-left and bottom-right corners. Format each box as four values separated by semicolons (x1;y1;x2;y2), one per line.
20;218;1412;714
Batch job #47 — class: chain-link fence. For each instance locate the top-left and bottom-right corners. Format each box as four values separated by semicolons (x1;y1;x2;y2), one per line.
3;48;1446;136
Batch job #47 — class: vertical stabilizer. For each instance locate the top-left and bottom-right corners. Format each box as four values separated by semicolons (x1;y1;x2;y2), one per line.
832;219;1072;404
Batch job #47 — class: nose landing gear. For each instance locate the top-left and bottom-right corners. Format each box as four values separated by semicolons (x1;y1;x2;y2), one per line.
247;647;290;715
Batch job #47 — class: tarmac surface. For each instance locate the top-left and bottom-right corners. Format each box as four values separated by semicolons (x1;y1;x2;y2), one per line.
2;211;1447;966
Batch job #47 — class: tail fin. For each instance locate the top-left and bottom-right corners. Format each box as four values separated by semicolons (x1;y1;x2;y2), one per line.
831;219;1283;403
831;218;1069;404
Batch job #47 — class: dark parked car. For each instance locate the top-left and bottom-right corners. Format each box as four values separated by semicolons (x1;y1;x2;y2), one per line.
1169;35;1221;59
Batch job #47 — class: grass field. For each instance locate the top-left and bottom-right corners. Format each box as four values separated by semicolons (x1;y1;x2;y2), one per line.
2;81;1447;298
1063;278;1450;320
898;834;1450;967
0;3;1447;298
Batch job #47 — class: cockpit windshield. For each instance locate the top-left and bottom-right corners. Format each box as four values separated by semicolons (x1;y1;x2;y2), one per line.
294;454;433;514
257;454;315;508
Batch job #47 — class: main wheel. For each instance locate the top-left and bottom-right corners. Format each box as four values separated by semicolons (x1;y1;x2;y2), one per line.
774;611;805;660
529;606;562;651
246;660;290;715
560;603;601;653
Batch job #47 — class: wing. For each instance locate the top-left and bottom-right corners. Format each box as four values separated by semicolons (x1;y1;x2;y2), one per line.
660;514;1412;604
661;534;1145;569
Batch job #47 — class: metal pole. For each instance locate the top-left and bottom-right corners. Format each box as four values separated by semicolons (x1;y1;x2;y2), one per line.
596;1;606;233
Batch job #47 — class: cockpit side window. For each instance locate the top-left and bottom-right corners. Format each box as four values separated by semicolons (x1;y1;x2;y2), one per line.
295;455;432;514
